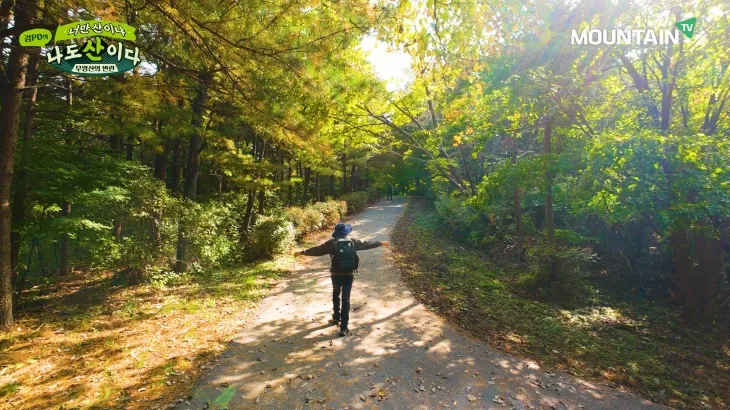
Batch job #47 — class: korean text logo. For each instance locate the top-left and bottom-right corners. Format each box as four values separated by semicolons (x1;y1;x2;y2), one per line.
20;20;141;76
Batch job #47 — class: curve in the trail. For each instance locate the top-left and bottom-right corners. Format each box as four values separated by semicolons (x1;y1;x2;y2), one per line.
190;197;663;410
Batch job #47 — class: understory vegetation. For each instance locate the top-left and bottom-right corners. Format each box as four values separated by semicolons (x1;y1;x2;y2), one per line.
393;198;730;409
0;194;372;409
0;255;293;409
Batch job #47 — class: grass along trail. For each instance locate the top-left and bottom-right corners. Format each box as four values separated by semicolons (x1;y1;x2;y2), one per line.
391;198;728;409
0;254;294;409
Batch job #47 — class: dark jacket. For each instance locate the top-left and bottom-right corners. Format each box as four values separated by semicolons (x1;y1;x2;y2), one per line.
302;237;383;276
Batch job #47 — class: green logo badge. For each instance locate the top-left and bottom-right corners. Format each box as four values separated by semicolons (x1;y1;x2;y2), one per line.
675;17;696;39
19;20;141;76
19;28;52;47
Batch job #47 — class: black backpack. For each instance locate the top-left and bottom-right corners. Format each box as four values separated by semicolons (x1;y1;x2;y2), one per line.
331;237;359;273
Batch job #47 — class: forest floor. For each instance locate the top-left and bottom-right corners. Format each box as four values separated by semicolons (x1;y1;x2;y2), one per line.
391;197;730;410
189;197;661;410
0;251;296;409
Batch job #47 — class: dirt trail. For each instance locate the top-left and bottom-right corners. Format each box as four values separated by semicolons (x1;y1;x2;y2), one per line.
190;197;662;410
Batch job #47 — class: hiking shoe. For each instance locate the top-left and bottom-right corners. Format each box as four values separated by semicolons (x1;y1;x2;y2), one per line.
339;328;349;337
330;314;340;325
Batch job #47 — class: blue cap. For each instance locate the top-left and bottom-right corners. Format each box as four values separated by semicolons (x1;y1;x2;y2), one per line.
332;223;352;238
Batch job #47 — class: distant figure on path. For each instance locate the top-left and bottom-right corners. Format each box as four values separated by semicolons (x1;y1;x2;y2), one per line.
294;223;389;337
387;184;394;200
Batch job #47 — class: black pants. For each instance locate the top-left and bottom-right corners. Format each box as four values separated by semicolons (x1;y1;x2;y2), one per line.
387;192;393;200
331;275;354;330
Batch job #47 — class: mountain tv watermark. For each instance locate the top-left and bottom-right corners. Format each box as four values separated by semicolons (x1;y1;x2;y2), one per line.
571;17;696;45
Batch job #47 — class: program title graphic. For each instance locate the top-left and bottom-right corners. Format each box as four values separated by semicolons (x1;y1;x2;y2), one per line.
20;20;141;76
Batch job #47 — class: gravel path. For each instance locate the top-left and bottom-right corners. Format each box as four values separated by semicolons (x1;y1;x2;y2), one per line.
190;197;663;410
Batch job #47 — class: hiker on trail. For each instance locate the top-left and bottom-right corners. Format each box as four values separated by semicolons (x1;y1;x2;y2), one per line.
294;223;389;337
387;184;394;200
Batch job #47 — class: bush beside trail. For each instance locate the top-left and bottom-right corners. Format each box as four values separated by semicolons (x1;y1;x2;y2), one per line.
341;192;369;214
285;200;346;240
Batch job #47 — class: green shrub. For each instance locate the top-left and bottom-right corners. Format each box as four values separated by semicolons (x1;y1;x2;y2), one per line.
300;207;325;236
341;191;368;214
520;243;596;307
187;198;242;266
312;200;346;226
366;185;382;202
148;266;191;288
284;200;346;239
434;195;489;247
248;214;295;258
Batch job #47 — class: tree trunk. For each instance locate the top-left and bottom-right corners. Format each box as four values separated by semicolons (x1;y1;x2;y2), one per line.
341;154;348;194
350;164;356;192
241;188;256;238
0;0;34;328
242;136;267;238
126;135;133;160
692;223;723;324
286;164;292;206
511;137;524;261
458;144;477;196
151;123;166;255
672;220;724;324
59;202;72;276
302;167;311;206
316;173;321;202
109;135;120;153
544;119;555;245
10;53;39;286
257;189;265;215
154;136;167;181
169;137;182;193
256;141;268;214
176;72;210;273
543;119;557;286
660;42;674;134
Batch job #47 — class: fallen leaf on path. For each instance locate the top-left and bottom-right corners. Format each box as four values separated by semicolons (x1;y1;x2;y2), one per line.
467;394;477;402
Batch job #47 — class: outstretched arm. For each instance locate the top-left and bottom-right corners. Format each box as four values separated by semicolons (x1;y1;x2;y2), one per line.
294;239;334;257
353;239;390;251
